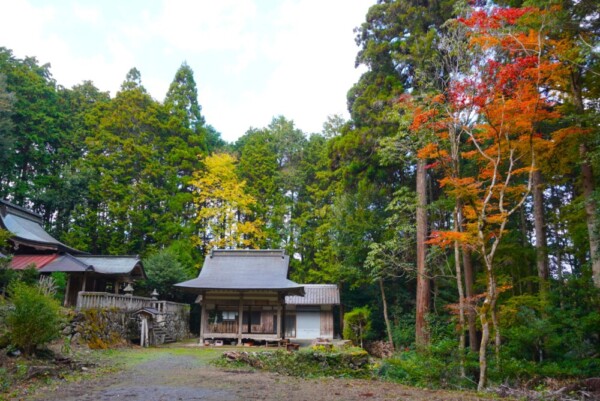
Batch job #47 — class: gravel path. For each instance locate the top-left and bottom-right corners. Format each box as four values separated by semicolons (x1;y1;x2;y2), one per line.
27;348;492;401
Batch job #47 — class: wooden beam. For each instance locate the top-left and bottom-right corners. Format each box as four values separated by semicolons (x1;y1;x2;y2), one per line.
237;294;243;345
276;304;281;338
199;297;206;345
281;295;286;340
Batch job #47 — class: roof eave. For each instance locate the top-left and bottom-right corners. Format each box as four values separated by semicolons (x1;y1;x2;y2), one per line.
174;285;305;296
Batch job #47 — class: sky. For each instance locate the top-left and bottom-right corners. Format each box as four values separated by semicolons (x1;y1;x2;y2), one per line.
0;0;373;142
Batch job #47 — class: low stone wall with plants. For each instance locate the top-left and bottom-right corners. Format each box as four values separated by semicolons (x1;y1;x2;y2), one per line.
66;308;131;349
161;306;190;342
216;348;372;378
65;306;190;349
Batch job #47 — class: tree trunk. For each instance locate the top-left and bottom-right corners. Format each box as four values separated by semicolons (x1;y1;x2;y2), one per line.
570;65;600;288
491;295;501;371
415;158;430;347
458;202;478;352
379;278;394;348
478;296;490;392
462;248;478;351
478;263;496;391
581;144;600;288
532;170;549;290
454;208;466;377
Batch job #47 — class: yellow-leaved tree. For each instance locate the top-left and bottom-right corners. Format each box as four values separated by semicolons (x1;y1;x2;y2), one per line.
190;153;264;253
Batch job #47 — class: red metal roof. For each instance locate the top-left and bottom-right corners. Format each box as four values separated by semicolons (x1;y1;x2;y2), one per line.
10;254;59;270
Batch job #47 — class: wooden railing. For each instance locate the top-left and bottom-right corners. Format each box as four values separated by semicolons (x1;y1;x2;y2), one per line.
149;300;188;314
76;292;189;315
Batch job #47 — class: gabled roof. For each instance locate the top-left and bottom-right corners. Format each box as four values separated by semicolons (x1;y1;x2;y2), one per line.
175;249;304;295
38;254;91;273
0;200;83;254
285;284;340;305
39;254;146;278
10;254;59;270
77;256;145;277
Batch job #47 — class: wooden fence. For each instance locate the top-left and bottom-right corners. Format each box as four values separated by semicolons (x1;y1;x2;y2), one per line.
76;292;188;315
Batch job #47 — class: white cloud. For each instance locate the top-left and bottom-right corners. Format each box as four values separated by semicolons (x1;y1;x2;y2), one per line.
0;0;56;61
0;0;373;141
205;0;371;140
72;3;101;25
150;0;258;53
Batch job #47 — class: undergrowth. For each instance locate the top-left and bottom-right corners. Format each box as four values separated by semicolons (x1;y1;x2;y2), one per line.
213;347;373;379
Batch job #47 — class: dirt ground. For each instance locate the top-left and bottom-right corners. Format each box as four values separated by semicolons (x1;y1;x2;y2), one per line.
19;346;494;401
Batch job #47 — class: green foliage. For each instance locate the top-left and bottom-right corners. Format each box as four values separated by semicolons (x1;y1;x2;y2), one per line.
141;249;193;301
343;306;372;348
0;296;10;349
391;312;416;349
379;343;478;389
499;277;600;364
6;281;62;355
165;239;201;275
0;229;10;253
0;265;38;295
49;272;67;301
216;349;372;379
0;73;15;174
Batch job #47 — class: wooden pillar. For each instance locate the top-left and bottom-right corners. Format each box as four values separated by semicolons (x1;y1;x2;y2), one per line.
237;294;243;346
81;272;87;292
247;305;252;334
281;296;286;340
114;278;120;294
63;274;71;307
276;303;282;338
199;298;206;345
141;316;148;347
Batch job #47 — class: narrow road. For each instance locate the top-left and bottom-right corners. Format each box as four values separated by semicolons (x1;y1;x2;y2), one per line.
29;348;490;401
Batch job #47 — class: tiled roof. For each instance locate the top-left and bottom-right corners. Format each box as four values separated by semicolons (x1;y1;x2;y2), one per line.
38;254;90;273
10;254;59;270
77;256;143;276
286;284;340;305
39;254;145;278
175;249;304;295
0;200;82;254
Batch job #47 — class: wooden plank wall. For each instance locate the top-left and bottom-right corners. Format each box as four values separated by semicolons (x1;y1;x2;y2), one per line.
320;310;333;337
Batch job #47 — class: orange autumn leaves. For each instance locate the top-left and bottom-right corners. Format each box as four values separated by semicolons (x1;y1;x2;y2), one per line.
408;5;585;251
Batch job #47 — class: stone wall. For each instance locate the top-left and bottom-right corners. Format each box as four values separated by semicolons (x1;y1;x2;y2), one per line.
66;306;191;348
162;305;190;342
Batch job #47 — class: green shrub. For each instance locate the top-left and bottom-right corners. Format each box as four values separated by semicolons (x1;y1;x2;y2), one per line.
391;313;415;349
343;306;372;348
216;349;372;379
378;342;478;389
0;367;11;392
6;281;62;355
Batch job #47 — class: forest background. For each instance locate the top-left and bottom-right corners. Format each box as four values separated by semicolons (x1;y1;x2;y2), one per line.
0;0;598;391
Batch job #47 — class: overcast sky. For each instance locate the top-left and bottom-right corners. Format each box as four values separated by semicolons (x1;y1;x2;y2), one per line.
0;0;373;142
